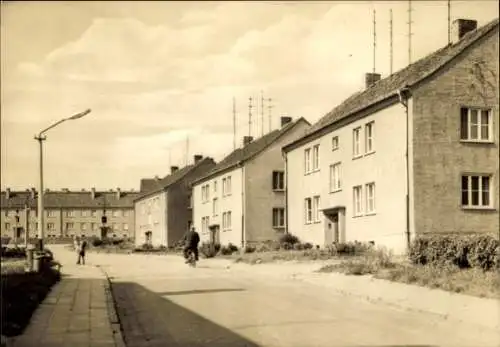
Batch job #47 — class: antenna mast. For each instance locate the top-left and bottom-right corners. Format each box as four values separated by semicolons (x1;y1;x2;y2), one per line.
267;98;273;133
408;0;413;65
390;9;393;75
447;0;451;45
260;90;264;137
233;97;236;150
248;97;253;137
373;9;376;73
185;136;189;166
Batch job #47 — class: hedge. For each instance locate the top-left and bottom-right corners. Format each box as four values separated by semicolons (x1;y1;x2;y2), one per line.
409;234;499;271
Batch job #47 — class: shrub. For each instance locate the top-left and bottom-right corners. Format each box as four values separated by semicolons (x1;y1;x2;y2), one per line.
280;242;294;250
112;239;124;246
244;245;256;253
141;243;154;251
409;234;499;271
200;242;220;258
293;243;305;251
220;246;233;256
303;242;313;250
279;233;300;245
228;243;238;253
92;238;104;247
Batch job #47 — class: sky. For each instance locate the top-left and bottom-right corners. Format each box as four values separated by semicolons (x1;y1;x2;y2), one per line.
1;1;498;191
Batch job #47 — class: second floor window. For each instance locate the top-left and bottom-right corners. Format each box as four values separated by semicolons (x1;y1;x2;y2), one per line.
353;127;361;157
365;122;374;153
460;108;492;142
91;209;97;217
212;198;218;216
48;210;57;217
272;171;285;191
66;210;76;217
329;163;342;192
461;175;491;208
332;136;339;151
312;145;320;171
304;148;311;173
222;176;232;196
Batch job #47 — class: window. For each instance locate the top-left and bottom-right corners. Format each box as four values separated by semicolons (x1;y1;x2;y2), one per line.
91;223;98;231
202;184;211;202
222;176;232;196
461;175;492;208
91;209;97;217
66;222;74;230
213;180;217;193
304;198;312;224
81;223;87;231
272;208;285;228
312;145;320;171
353;186;363;216
313;196;321;222
329;163;342;192
460;108;492;142
353;127;361;157
188;194;193;208
5;223;10;231
272;171;285;191
365;122;374;153
112;223;118;231
112;210;121;217
222;211;232;231
201;216;211;233
47;223;55;231
332;136;339;151
124;210;130;217
66;210;75;217
304;148;311;173
212;198;218;216
366;183;376;214
47;210;57;217
123;223;129;231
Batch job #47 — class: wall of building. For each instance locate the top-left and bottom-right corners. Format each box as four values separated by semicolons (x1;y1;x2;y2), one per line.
412;26;499;235
134;191;167;246
286;103;408;253
244;120;310;244
193;167;244;247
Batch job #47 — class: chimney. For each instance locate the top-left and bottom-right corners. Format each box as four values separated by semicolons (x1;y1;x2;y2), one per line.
170;166;179;174
62;188;69;193
452;19;478;43
194;155;203;164
45;188;50;193
243;136;254;146
116;188;121;199
91;187;96;200
280;116;292;127
365;73;381;88
5;188;10;199
30;188;36;200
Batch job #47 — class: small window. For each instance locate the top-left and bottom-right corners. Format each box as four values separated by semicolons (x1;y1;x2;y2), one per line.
304;148;311;174
353;186;363;216
353;127;362;157
312;145;320;171
212;198;218;216
272;171;285;191
222;176;232;196
461;175;492;208
313;196;321;222
365;183;376;213
460;107;492;142
365;122;374;153
332;136;339;151
329;163;342;192
304;198;312;224
272;208;285;228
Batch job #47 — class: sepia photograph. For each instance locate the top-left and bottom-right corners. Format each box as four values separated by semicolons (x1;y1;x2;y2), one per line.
1;1;499;346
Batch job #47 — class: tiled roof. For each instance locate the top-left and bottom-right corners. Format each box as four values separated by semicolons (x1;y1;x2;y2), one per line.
140;179;158;192
135;157;215;201
193;118;310;185
290;17;500;146
0;190;139;209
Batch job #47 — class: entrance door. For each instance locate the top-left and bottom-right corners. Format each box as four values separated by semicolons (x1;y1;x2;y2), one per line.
209;225;220;244
332;213;340;244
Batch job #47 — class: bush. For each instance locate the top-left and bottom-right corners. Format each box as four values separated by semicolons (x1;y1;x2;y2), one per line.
244;245;256;253
200;242;220;258
409;234;499;271
303;242;314;250
279;233;300;245
92;239;104;247
280;242;294;250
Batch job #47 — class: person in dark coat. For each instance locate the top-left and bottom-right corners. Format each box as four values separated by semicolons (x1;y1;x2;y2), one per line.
182;226;200;262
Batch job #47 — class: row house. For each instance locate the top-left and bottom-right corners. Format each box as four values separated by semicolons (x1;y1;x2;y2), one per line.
134;155;216;247
0;188;138;239
192;117;310;248
282;18;499;254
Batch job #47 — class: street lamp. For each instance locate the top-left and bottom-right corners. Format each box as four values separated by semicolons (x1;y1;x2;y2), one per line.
34;109;91;251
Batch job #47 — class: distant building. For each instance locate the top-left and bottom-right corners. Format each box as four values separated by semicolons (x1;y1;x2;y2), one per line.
191;117;311;248
0;188;139;240
283;18;499;254
134;155;216;247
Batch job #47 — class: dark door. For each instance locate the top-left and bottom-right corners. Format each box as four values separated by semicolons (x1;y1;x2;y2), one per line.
332;213;340;243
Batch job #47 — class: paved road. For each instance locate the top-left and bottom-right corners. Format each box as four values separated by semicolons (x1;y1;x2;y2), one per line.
82;251;499;347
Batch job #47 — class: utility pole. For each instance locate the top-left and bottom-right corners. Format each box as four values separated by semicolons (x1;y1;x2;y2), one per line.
390;9;393;75
233;97;236;150
267;98;273;133
248;97;253;137
185;136;189;166
373;9;377;73
447;0;451;45
408;0;413;65
260;90;264;137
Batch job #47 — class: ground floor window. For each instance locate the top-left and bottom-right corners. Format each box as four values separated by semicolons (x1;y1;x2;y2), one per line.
272;208;285;228
461;174;492;207
222;211;232;231
353;186;363;216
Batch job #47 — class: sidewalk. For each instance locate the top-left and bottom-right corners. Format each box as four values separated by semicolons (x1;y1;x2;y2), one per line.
9;247;125;347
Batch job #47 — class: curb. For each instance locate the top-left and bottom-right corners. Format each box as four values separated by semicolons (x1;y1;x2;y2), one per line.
96;266;126;347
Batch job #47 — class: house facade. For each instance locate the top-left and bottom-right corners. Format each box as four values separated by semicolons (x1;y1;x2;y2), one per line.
192;117;311;248
283;18;499;254
134;155;216;247
0;188;138;241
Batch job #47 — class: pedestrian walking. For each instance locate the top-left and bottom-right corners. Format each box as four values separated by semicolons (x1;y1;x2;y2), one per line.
77;235;88;265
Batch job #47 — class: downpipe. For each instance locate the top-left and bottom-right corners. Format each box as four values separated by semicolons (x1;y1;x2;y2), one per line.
398;87;411;253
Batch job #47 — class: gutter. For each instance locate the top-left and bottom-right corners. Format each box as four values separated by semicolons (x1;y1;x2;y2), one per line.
397;86;412;253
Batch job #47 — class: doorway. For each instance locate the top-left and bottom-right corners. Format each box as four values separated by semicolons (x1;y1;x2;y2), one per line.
323;207;345;245
209;225;220;244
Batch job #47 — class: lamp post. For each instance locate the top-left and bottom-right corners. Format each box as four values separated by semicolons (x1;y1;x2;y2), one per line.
35;109;91;251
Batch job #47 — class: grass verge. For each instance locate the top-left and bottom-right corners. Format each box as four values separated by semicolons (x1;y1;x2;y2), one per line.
1;266;61;336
